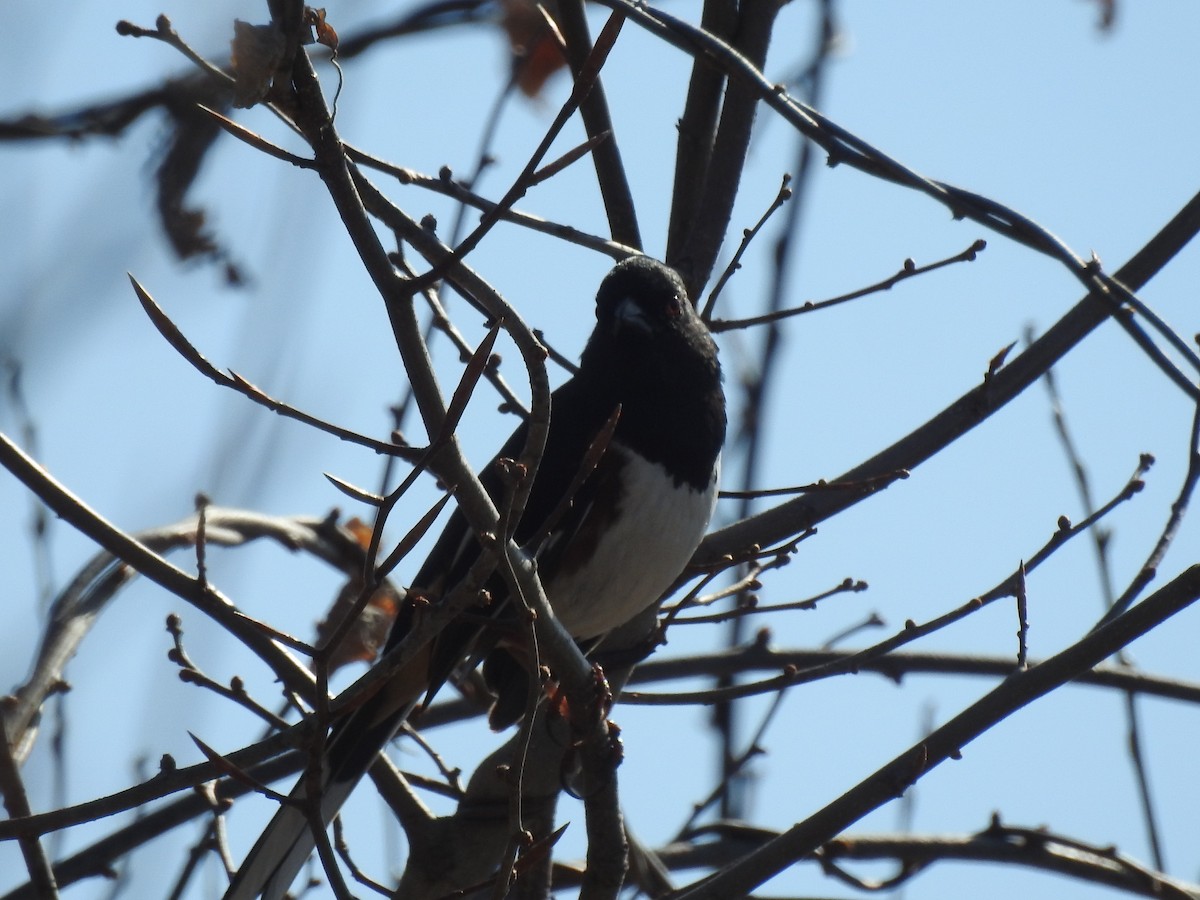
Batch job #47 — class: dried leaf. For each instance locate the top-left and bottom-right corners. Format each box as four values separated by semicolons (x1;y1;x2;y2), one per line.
501;0;567;97
305;7;340;50
344;517;373;549
317;581;402;671
230;20;286;108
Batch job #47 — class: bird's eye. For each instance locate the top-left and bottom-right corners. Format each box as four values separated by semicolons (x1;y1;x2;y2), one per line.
666;295;683;318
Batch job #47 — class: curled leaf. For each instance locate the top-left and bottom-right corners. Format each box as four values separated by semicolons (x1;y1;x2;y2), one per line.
305;7;340;50
230;20;285;108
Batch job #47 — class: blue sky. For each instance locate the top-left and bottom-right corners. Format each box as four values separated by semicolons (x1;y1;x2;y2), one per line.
3;2;1199;897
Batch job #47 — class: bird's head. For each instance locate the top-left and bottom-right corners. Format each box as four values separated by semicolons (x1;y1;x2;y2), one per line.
583;256;718;381
581;254;725;485
594;255;693;340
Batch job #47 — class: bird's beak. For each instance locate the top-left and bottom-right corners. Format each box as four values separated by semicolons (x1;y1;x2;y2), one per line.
613;297;652;335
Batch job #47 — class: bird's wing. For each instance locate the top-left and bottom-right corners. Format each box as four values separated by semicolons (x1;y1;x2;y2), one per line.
418;376;618;703
224;377;612;899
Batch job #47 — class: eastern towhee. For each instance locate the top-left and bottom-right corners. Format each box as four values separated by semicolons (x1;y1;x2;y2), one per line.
225;255;726;898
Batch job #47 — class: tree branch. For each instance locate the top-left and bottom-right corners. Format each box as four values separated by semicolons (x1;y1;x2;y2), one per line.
696;185;1200;565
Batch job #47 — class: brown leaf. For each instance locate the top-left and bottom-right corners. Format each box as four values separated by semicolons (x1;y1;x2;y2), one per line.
317;579;402;672
305;7;340;50
230;20;286;108
501;0;567;97
344;517;373;550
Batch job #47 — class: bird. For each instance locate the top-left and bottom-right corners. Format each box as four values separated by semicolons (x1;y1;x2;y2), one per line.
224;255;726;899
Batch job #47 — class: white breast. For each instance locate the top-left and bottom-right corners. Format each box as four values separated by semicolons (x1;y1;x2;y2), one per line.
544;447;720;640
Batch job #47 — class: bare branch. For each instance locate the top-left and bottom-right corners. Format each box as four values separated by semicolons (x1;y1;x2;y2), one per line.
671;0;785;295
346;150;636;258
668;566;1200;899
597;0;1200;394
1095;399;1200;627
130;276;416;459
702;173;793;320
697;186;1200;565
0;439;322;741
708;239;986;332
554;0;641;247
0;734;58;898
405;10;631;295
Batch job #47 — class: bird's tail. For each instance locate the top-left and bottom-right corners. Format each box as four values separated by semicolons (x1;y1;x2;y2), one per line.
223;653;430;900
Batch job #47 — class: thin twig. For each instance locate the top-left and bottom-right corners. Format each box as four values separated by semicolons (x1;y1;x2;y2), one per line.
405;11;630;295
196;104;316;168
348;146;635;258
668;565;1200;900
0;732;59;898
674;684;788;841
639;465;1147;706
116;16;235;89
709;239;986;332
597;0;1200;397
1035;354;1166;867
1095;399;1200;629
718;469;909;500
166;614;290;729
332;816;391;896
696;186;1200;566
1015;561;1029;669
673;575;863;627
130;276;417;459
702;174;793;319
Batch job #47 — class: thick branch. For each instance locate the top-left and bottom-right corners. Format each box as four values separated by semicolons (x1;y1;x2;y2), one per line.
666;0;736;262
669;565;1200;899
671;0;784;295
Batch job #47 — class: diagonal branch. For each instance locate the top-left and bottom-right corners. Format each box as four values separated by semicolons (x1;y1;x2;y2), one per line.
554;0;641;248
0;434;317;706
597;0;1200;395
668;565;1200;899
696;186;1200;565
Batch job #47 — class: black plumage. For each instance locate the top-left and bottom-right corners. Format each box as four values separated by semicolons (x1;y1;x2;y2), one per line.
224;255;725;899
